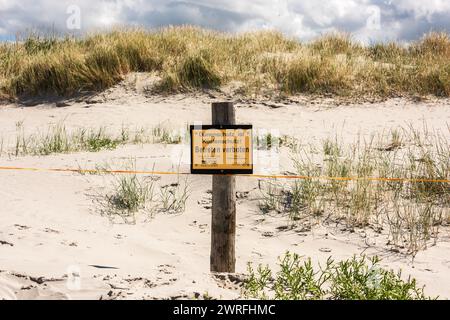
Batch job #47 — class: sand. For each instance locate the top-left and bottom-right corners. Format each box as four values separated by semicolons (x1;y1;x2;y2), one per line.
1;77;449;300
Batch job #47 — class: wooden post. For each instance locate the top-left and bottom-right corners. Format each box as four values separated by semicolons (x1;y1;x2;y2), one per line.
210;102;236;273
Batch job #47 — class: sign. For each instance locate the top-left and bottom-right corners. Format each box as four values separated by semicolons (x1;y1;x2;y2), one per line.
190;125;253;174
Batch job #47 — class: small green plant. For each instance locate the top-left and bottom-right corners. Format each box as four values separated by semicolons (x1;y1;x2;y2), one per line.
103;173;155;223
279;135;300;152
99;162;190;222
390;129;403;150
258;180;283;214
152;125;183;144
244;253;432;300
158;175;190;214
80;128;119;152
323;138;342;157
255;132;280;150
15;120;29;156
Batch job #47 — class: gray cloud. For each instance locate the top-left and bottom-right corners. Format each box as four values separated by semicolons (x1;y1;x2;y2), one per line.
0;0;449;43
128;1;256;31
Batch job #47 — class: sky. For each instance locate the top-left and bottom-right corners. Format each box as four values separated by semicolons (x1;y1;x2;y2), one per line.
1;0;450;43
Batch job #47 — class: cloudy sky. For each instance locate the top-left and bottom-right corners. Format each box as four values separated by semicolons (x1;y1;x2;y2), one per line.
1;0;450;43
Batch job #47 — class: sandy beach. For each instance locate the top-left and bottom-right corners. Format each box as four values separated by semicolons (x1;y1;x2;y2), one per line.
1;78;449;300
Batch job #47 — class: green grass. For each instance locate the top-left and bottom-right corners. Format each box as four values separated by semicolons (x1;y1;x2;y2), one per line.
4;122;184;157
102;173;155;224
244;252;433;300
1;27;449;99
99;163;191;223
13;122;121;156
151;124;185;144
158;176;190;214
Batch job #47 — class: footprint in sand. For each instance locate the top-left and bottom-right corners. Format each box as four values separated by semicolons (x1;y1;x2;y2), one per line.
158;264;175;275
251;251;263;257
189;220;198;226
0;240;14;247
197;199;212;210
14;224;30;231
43;228;60;234
198;193;212;209
236;191;250;199
262;231;275;238
60;240;78;247
213;274;245;290
124;277;156;288
276;225;294;232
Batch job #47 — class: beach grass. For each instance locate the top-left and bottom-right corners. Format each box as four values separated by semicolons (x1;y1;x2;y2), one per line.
5;121;183;157
0;27;449;99
258;125;450;256
101;170;190;223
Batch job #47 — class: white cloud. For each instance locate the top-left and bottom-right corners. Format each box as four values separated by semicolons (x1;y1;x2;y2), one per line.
395;0;450;20
0;0;449;43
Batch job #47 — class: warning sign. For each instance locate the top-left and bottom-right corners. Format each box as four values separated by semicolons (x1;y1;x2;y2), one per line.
190;125;253;174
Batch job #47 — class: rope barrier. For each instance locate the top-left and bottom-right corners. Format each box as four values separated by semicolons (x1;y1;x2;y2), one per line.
0;166;448;184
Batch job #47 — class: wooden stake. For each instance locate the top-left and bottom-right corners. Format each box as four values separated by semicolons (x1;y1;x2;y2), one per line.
210;102;236;273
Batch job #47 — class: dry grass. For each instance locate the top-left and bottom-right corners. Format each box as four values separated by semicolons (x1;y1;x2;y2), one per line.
258;125;450;256
1;27;449;99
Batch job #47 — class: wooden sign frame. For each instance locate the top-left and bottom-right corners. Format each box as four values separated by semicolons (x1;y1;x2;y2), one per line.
190;124;253;175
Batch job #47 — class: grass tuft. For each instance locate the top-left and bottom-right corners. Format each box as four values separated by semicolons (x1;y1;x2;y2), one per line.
102;173;155;224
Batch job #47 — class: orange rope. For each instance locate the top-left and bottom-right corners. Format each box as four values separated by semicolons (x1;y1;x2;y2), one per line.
0;166;448;184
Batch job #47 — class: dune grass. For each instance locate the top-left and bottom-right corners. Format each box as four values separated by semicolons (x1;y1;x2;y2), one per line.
258;125;450;256
104;173;155;223
101;170;191;224
4;121;184;157
1;27;449;99
12;121;122;156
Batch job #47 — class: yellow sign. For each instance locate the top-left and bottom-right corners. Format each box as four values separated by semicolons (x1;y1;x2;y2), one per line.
190;125;253;174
